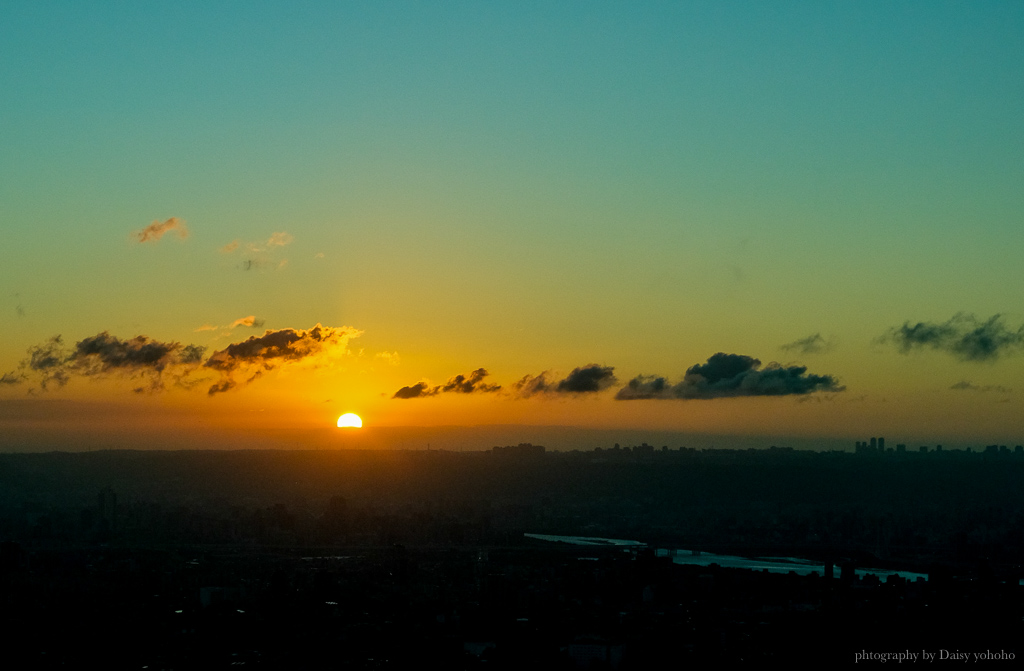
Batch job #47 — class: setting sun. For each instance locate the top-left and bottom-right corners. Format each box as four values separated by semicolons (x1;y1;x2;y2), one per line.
337;413;363;428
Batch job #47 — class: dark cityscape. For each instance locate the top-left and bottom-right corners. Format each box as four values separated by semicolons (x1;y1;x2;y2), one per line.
1;442;1021;668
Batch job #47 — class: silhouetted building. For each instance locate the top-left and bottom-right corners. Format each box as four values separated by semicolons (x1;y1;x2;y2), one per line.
491;443;545;458
98;487;117;532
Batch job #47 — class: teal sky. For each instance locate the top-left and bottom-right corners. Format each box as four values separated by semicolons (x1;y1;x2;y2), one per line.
2;2;1024;448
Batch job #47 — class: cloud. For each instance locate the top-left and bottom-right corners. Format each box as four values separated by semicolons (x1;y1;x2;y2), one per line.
204;323;360;395
207;380;234;395
614;374;671;400
511;372;552;397
392;368;502;399
267;232;294;248
881;313;1024;362
220;232;294;271
194;324;219;332
74;332;204;370
950;381;1011;393
1;371;24;385
512;364;617;397
229;315;265;329
16;333;206;391
134;217;188;243
441;368;501;394
374;351;400;366
22;335;72;389
392;382;439;399
616;352;843;400
13;324;356;396
556;365;617;393
221;232;293;254
780;333;832;355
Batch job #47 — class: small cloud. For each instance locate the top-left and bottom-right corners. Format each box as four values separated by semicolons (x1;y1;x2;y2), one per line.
229;315;265;329
780;333;832;355
512;365;617;398
134;217;188;243
881;313;1024;362
375;351;400;366
614;374;671;400
194;324;219;332
267;232;294;248
441;368;501;394
208;380;235;395
556;365;616;393
616;352;843;400
1;371;24;385
314;252;325;259
950;380;1011;393
392;368;501;399
225;232;294;271
392;382;439;399
511;372;551;397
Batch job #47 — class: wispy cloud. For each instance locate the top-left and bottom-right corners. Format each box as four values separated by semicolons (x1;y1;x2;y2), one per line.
134;217;188;243
220;232;294;271
194;316;265;334
780;333;833;355
267;232;294;248
616;353;843;400
229;315;265;329
950;380;1011;393
221;232;294;255
881;313;1024;362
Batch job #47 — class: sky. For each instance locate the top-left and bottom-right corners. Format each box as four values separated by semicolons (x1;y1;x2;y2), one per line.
2;2;1023;451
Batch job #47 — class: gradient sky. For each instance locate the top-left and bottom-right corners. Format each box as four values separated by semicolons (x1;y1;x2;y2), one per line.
2;2;1023;450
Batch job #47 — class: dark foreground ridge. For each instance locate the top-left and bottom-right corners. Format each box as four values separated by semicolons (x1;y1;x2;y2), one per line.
1;445;1021;668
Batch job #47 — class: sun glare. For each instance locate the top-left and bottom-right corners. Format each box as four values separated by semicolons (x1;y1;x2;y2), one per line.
337;413;363;428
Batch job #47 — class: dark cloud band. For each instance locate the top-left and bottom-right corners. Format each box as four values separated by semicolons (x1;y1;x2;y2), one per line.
15;333;205;392
616;352;843;400
882;313;1024;362
11;323;357;396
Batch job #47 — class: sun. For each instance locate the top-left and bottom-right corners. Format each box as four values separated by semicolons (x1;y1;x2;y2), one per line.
337;413;363;428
